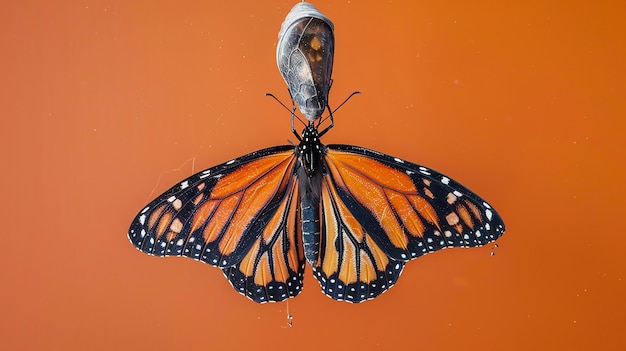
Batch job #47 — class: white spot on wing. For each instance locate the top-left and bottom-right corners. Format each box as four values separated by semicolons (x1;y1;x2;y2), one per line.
394;157;404;163
453;190;463;197
199;170;211;179
225;159;236;165
180;180;189;189
139;214;146;225
167;196;176;202
485;209;493;221
441;176;450;185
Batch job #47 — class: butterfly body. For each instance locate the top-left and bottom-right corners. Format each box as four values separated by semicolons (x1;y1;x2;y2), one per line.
295;125;326;265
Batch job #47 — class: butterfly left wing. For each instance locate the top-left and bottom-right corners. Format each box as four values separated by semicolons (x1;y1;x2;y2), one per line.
128;146;306;303
310;145;505;302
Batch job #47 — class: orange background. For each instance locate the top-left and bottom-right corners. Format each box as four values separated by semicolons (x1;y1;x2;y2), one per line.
2;1;625;350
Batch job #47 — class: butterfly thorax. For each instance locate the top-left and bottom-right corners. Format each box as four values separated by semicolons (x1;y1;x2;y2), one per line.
295;124;325;205
296;124;326;177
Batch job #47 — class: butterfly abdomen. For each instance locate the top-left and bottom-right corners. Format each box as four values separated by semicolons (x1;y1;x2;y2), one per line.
297;156;323;265
301;198;321;265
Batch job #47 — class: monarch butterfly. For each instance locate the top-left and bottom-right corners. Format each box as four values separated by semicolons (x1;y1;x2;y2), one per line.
128;2;505;303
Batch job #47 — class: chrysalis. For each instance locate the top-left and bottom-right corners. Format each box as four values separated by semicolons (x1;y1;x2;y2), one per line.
276;2;335;122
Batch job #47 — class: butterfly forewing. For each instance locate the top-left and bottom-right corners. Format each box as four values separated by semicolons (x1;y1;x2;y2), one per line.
324;145;506;262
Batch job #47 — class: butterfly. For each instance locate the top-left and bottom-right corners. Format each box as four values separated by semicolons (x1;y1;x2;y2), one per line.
128;2;506;303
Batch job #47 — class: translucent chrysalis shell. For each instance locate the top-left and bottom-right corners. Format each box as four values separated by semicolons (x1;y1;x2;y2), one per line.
277;2;335;122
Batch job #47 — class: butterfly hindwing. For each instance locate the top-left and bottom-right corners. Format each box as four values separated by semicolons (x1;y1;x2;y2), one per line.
221;176;305;302
128;145;306;303
310;175;405;302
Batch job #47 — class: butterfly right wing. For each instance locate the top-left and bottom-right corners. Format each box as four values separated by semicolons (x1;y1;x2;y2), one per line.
128;145;305;302
309;145;505;303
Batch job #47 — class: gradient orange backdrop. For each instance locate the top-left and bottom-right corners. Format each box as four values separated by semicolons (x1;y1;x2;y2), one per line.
2;1;625;350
